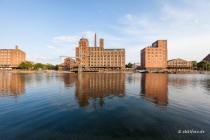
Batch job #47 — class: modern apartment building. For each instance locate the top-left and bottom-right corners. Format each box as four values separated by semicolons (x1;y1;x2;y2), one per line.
141;40;167;70
0;46;26;68
203;53;210;62
167;58;192;71
75;34;125;70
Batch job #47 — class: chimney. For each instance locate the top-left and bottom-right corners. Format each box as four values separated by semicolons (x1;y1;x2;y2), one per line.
100;39;104;48
15;45;18;49
94;33;97;47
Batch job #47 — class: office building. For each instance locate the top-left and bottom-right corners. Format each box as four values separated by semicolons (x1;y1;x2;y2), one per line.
0;46;26;68
141;40;167;70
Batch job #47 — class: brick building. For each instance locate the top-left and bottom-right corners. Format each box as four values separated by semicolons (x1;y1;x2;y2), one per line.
58;57;75;71
141;40;168;70
203;53;210;62
0;46;26;69
167;58;192;72
75;34;125;70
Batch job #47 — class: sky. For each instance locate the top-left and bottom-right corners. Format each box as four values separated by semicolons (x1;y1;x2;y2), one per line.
0;0;210;65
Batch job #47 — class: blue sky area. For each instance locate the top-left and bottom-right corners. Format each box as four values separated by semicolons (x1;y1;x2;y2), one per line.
0;0;209;64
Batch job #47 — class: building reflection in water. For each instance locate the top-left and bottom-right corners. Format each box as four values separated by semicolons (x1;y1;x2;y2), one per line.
0;73;25;97
141;74;168;106
58;73;77;88
74;73;126;108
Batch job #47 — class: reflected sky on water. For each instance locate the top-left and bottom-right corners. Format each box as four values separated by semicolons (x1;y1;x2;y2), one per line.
0;73;210;140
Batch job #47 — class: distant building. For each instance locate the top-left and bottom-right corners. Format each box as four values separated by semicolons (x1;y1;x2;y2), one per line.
141;40;168;70
75;34;125;70
0;46;26;69
133;62;141;70
203;53;210;62
167;58;192;71
58;57;75;71
58;63;64;71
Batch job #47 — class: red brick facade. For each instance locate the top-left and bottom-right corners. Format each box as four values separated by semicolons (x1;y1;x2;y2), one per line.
75;34;125;70
0;46;26;68
141;40;168;70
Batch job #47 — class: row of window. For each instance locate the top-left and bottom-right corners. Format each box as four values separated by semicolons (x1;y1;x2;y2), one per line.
147;61;166;63
168;64;192;66
0;62;10;64
0;51;11;52
90;60;124;63
90;55;125;57
90;64;124;66
90;57;124;59
148;52;164;54
90;59;124;61
0;53;11;55
147;48;166;51
0;60;10;61
0;57;10;58
148;55;166;57
148;58;166;60
90;52;124;55
168;62;191;64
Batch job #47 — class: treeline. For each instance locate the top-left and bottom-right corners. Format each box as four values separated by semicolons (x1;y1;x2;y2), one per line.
192;60;210;70
18;61;58;70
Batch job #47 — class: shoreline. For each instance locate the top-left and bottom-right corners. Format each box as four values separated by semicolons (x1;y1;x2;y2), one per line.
0;70;209;74
0;70;134;74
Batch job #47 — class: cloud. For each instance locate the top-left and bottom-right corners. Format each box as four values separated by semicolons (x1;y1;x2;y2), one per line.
82;31;95;40
106;1;210;63
52;36;80;43
46;45;55;50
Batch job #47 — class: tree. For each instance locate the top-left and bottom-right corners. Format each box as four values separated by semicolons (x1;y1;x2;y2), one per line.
192;61;197;70
197;60;210;71
54;65;58;70
126;62;133;68
34;63;44;70
45;63;55;70
18;61;33;69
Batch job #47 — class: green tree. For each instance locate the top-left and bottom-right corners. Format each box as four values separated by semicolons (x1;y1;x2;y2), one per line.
45;63;55;70
197;60;210;71
54;65;58;70
19;62;26;69
126;62;133;68
34;63;44;70
192;61;197;70
18;61;33;69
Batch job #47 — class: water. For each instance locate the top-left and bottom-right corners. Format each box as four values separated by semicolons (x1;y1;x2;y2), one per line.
0;73;209;140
